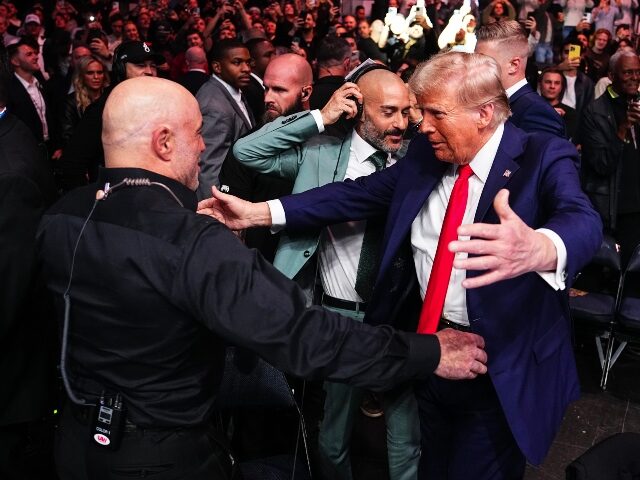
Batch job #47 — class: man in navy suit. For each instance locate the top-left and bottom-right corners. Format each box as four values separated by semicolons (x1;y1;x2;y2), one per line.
476;20;567;139
201;51;602;479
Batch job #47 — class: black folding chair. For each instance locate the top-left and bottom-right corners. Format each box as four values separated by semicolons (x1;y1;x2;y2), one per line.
569;234;623;389
605;243;640;382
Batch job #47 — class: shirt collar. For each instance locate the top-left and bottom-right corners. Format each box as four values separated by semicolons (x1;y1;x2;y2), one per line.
505;78;528;98
464;122;504;183
250;72;264;87
607;84;621;99
189;68;207;74
212;74;242;100
350;129;391;166
96;167;198;211
14;71;39;90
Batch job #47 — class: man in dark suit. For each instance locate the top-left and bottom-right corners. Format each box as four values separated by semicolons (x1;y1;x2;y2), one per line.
0;80;57;479
7;40;58;157
244;38;275;125
196;39;254;199
202;51;602;479
178;46;209;96
476;21;566;139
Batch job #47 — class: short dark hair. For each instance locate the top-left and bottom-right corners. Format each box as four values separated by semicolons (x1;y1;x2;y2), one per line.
315;35;351;67
7;39;36;60
245;37;272;57
208;39;247;63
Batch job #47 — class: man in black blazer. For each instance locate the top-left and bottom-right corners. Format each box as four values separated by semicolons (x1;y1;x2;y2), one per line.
476;21;566;139
7;40;58;157
178;46;209;97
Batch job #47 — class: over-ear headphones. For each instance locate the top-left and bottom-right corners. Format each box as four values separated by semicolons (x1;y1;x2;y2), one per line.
344;60;390;121
111;42;128;84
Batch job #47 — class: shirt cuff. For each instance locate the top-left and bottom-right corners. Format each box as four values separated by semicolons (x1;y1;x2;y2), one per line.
267;199;286;233
310;109;325;133
536;228;567;290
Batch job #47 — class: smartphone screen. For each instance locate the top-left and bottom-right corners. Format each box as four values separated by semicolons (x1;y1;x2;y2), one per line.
388;6;397;15
568;44;581;61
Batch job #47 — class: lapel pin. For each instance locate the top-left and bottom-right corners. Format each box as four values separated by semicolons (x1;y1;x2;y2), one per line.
503;169;511;178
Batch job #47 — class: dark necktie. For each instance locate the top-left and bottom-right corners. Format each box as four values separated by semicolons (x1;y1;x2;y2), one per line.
417;164;474;333
354;151;388;302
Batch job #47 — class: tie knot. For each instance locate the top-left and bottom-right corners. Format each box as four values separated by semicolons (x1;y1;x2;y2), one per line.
457;164;473;181
367;151;387;171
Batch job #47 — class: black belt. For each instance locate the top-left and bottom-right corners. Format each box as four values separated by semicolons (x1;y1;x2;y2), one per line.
322;294;367;313
439;318;472;332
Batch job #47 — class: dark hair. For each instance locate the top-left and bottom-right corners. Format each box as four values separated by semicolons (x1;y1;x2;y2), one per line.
315;35;351;67
7;39;36;60
186;28;204;42
208;39;247;63
109;13;124;24
245;37;272;57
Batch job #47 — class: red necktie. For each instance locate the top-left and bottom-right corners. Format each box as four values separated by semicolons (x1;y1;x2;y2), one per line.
417;164;474;334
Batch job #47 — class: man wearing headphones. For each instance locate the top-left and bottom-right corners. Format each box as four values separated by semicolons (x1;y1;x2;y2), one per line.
60;41;164;192
229;65;419;480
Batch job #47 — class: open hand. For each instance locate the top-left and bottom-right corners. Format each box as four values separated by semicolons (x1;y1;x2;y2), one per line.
449;189;557;289
320;82;362;125
197;186;273;230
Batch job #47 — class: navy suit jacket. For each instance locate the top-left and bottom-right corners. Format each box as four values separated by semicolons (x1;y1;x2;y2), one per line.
279;123;602;465
509;83;566;138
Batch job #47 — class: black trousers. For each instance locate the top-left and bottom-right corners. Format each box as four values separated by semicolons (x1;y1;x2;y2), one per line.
55;405;237;480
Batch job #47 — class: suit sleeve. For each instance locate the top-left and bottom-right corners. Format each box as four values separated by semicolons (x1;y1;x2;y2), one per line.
536;138;603;283
232;111;320;180
197;101;237;198
177;221;441;390
280;157;402;229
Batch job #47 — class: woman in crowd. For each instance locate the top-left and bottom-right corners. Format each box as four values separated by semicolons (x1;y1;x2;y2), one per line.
60;55;109;146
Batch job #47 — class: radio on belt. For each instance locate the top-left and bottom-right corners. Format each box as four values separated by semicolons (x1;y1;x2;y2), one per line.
92;393;126;449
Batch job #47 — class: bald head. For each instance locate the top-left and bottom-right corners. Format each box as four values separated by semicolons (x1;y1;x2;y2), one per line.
266;53;313;86
262;54;314;122
185;46;207;70
355;69;410;153
103;77;204;190
357;68;405;100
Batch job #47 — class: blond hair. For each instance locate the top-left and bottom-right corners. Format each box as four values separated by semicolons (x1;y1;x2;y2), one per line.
73;56;109;114
476;20;530;59
409;51;510;128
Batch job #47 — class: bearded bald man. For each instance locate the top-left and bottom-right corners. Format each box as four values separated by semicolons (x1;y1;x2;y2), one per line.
36;77;487;480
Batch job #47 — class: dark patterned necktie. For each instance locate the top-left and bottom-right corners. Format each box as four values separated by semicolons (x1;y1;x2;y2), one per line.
354;151;388;302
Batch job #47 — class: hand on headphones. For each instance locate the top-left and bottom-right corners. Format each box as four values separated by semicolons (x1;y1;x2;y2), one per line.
320;82;363;126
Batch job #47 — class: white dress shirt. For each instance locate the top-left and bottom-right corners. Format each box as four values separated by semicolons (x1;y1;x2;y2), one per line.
211;74;253;127
319;130;394;301
14;72;48;140
562;74;577;109
412;123;567;326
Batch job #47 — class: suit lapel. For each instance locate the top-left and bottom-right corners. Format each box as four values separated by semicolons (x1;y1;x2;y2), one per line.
318;134;352;186
380;155;448;276
474;123;524;222
212;78;253;130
